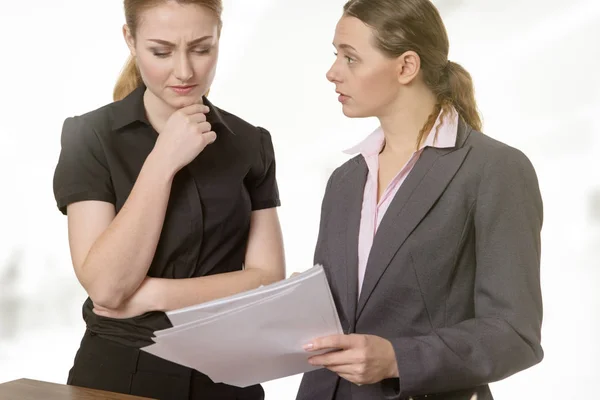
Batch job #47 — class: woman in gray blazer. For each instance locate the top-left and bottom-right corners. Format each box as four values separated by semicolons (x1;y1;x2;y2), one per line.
296;1;543;399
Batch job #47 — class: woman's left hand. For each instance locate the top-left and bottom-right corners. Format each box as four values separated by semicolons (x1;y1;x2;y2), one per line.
304;334;399;385
93;277;161;319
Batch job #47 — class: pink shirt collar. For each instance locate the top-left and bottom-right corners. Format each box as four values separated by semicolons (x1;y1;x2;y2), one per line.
343;107;459;157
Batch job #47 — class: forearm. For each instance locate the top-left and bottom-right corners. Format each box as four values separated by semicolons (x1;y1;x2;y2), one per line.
152;268;269;312
80;152;174;308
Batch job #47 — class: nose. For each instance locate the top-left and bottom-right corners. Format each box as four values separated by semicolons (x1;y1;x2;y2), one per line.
173;52;193;83
326;59;341;83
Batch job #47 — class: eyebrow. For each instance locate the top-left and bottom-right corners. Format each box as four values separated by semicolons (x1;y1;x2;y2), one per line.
147;36;213;46
333;43;358;52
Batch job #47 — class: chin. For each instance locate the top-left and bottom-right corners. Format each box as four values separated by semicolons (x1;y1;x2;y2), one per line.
342;104;369;119
167;93;203;109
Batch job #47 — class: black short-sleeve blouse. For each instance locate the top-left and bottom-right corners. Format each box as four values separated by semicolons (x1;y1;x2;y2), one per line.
53;85;280;347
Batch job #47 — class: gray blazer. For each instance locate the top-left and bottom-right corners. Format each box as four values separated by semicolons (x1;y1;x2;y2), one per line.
296;120;543;400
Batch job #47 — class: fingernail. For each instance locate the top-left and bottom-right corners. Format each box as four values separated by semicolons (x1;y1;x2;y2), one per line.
303;343;314;351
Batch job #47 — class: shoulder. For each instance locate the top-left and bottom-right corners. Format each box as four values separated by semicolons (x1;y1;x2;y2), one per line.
465;130;534;169
78;103;114;128
211;105;269;139
60;100;123;146
325;155;365;192
464;130;540;196
209;105;276;166
73;99;123;129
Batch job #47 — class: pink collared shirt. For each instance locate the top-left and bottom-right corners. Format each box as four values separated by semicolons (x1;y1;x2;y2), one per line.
344;109;459;297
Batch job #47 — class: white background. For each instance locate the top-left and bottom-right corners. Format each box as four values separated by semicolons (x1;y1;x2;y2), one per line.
0;0;599;399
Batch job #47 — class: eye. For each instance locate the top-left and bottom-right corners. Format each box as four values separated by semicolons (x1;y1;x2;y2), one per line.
333;52;356;64
150;48;171;58
191;46;212;55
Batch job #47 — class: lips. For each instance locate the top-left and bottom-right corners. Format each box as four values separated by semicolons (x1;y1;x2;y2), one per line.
336;90;350;104
170;85;197;95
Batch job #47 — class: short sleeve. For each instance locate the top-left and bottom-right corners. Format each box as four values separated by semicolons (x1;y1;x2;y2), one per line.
53;116;115;215
246;127;281;211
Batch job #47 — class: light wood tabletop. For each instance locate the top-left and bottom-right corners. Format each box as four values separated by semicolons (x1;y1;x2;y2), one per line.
0;378;155;400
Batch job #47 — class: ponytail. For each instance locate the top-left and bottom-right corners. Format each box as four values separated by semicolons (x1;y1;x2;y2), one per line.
113;55;143;102
416;60;482;149
444;61;482;131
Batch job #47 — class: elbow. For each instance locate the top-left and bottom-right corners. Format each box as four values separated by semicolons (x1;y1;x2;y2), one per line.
93;296;124;310
528;340;544;366
87;285;128;310
77;266;133;310
521;323;544;368
511;340;543;377
508;327;545;374
76;265;128;310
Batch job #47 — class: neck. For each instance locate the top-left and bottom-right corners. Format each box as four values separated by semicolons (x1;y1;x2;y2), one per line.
377;85;438;154
143;89;177;134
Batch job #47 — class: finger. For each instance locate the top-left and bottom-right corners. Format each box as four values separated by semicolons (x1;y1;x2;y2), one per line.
202;131;217;144
323;363;358;375
187;113;207;124
308;350;353;367
304;334;352;352
195;121;212;134
181;103;210;115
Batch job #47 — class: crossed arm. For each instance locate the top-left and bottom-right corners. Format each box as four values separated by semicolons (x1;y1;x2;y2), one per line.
67;154;285;318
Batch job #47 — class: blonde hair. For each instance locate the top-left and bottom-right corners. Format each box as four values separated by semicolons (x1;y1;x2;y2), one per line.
113;0;223;101
344;0;482;147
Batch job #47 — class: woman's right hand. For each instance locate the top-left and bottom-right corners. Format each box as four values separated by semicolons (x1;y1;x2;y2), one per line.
153;103;217;174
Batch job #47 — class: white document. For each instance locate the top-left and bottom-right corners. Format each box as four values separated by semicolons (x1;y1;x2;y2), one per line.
141;264;343;388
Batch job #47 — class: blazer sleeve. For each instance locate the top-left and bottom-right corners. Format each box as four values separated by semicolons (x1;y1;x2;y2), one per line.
382;146;544;398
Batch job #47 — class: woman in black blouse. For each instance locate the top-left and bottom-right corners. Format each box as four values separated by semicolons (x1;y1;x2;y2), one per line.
52;1;285;399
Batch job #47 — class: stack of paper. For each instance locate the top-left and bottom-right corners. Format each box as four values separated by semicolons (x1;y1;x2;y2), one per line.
141;264;343;388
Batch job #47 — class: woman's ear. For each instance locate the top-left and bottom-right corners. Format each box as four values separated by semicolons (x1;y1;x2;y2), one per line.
123;24;136;57
396;50;421;85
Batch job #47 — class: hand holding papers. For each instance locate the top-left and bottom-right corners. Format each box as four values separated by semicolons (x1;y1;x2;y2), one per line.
141;264;342;387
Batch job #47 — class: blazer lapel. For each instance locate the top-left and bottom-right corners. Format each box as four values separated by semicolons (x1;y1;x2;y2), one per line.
330;159;367;330
355;125;472;320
